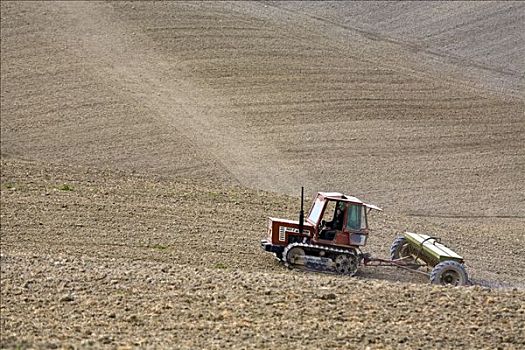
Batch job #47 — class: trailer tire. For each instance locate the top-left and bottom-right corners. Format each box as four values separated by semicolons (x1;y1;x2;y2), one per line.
430;260;469;286
390;236;420;270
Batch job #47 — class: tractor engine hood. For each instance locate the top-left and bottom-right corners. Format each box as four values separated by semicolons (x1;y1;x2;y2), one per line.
267;217;314;244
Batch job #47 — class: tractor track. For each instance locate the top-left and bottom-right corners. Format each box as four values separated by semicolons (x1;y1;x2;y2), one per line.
282;242;359;272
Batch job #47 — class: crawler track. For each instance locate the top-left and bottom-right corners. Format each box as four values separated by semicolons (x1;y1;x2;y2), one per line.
282;242;360;276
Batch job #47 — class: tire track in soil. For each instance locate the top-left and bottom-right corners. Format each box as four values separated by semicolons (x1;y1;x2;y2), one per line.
50;1;306;193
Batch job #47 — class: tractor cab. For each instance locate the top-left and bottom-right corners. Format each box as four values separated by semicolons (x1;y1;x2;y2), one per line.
306;192;382;247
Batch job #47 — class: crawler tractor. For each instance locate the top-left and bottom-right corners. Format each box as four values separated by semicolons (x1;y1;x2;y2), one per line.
261;188;469;286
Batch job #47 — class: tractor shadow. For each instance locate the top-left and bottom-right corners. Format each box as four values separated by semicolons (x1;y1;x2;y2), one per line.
354;266;429;285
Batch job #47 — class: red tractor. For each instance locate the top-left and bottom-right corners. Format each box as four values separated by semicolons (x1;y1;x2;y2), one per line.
261;188;469;285
261;188;382;276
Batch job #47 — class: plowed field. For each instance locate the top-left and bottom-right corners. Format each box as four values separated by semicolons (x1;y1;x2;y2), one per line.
1;1;524;349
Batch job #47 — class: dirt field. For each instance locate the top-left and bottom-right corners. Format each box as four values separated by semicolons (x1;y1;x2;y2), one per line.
1;1;524;349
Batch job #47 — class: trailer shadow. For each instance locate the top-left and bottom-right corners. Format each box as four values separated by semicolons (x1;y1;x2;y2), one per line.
469;278;524;290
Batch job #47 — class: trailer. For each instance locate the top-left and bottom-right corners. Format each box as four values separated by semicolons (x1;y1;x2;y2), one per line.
365;232;468;286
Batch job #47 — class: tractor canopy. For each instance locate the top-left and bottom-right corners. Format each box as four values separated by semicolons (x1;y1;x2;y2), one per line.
319;192;383;211
307;192;382;226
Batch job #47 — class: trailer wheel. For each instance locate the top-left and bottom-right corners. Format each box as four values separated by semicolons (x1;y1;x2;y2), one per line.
430;260;469;286
390;236;420;269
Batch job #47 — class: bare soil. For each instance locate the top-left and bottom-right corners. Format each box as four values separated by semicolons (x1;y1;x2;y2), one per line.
2;159;524;349
1;1;524;349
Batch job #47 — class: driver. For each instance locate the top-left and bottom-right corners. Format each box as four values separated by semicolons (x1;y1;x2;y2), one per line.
325;202;345;230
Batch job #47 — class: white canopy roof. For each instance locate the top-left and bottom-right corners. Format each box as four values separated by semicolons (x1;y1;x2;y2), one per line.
318;192;383;211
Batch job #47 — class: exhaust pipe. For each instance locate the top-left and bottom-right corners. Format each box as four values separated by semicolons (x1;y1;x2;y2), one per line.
299;186;304;235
